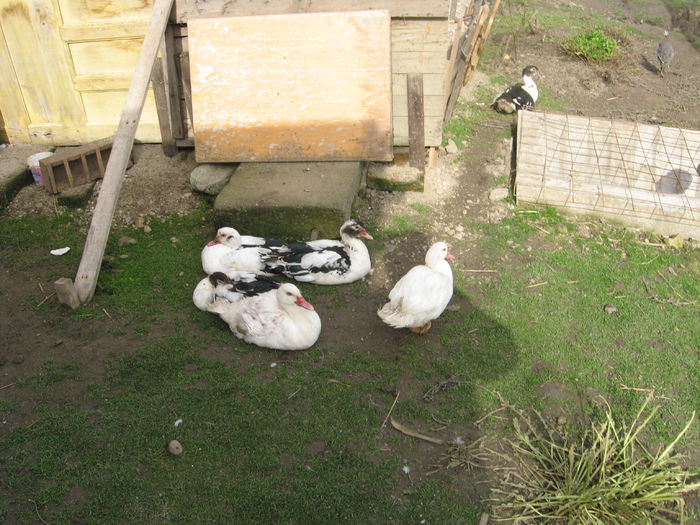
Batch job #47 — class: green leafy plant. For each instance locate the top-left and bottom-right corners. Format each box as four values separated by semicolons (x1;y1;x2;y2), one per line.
487;395;700;524
561;29;619;62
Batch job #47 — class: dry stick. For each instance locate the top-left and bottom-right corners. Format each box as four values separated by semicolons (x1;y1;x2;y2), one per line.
102;308;112;319
524;281;548;289
29;499;48;525
620;384;672;401
390;418;445;445
475;405;507;426
288;387;301;399
379;391;400;432
0;382;17;390
35;293;55;308
534;224;550;235
656;270;693;303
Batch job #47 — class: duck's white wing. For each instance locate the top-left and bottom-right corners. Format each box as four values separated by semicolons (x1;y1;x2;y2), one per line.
387;265;449;312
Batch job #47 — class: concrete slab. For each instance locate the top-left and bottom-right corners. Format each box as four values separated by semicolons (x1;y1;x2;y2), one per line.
214;162;363;239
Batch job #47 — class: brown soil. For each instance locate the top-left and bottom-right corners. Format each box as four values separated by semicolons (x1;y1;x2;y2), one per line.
1;0;699;520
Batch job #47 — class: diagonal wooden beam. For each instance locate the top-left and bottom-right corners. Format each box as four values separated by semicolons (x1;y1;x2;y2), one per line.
73;0;175;303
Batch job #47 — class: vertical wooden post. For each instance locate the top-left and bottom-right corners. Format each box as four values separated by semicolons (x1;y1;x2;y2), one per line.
161;25;184;139
151;56;177;156
73;0;175;304
407;73;425;173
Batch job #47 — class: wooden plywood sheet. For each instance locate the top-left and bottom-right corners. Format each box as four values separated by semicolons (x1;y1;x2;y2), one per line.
516;111;700;238
188;10;393;162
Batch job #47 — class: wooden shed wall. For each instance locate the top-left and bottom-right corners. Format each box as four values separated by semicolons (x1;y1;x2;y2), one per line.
0;0;449;147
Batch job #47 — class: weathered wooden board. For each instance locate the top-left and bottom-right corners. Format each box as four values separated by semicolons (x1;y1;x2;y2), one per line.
189;10;393;162
175;0;449;22
516;111;700;238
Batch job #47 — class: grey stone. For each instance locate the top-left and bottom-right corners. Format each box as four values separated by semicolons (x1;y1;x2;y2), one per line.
190;163;238;195
489;187;509;202
445;139;459;154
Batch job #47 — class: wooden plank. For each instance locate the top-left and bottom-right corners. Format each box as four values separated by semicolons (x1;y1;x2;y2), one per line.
58;0;154;22
178;51;194;139
393;117;442;147
69;39;143;76
74;0;175;304
161;24;184;138
407;73;425;172
392;95;443;117
0;22;31;142
60;20;150;42
392;73;444;96
515;111;700;239
174;0;449;22
189;11;392;162
463;0;500;85
1;0;85;142
151;56;177;156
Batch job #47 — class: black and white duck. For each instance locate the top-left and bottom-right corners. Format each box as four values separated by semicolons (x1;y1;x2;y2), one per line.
265;219;373;285
201;227;288;276
492;65;542;114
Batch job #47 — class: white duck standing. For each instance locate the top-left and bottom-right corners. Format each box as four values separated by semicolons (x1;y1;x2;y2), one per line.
266;219;373;285
193;271;281;311
378;242;454;335
201;227;287;276
492;65;541;114
207;282;322;351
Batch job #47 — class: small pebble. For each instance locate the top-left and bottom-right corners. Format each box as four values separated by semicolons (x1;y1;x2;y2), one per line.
603;304;617;314
167;440;183;456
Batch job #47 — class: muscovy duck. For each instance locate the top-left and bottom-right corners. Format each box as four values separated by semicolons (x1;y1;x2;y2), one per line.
377;242;454;334
265;219;373;285
201;227;288;275
207;282;322;351
193;271;281;311
492;65;541;114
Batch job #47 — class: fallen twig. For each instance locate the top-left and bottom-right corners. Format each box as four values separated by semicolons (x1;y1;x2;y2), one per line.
640;254;660;265
524;281;548;289
620;384;672;401
656;270;692;303
287;387;301;399
102;308;112;319
29;499;49;525
391;418;445;445
534;224;550;235
475;406;507;426
0;382;17;390
35;293;55;308
423;374;462;401
379;391;400;432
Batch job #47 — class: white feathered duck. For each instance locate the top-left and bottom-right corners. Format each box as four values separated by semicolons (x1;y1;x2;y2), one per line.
492;65;542;114
264;219;373;285
377;242;454;335
201;227;289;276
194;272;321;351
193;271;281;311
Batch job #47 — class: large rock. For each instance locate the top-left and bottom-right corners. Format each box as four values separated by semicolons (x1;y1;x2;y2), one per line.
214;162;362;239
190;163;238;195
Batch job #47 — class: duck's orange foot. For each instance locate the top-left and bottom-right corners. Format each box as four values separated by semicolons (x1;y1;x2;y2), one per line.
409;321;432;335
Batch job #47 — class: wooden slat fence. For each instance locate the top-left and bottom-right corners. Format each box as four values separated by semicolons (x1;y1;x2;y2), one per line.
516;111;700;238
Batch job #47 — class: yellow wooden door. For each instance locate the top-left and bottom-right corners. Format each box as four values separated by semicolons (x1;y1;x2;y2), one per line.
0;0;161;145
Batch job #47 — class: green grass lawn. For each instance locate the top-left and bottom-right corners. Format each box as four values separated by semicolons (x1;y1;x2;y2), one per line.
1;198;698;523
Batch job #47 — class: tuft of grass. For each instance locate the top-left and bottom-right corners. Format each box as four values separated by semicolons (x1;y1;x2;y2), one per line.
561;28;620;62
487;395;700;524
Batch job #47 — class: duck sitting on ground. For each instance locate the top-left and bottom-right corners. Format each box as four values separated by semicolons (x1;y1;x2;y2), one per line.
201;227;288;276
265;219;373;285
492;65;542;114
206;282;322;351
377;242;454;335
192;271;281;311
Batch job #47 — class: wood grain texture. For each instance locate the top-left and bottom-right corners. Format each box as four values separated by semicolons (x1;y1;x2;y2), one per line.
516;111;700;238
189;10;392;162
407;73;425;172
74;0;175;303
